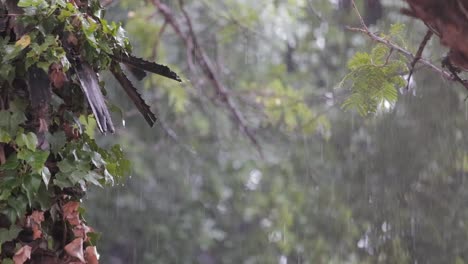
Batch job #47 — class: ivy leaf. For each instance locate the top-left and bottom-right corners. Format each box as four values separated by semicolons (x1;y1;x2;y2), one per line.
0;64;15;83
91;152;105;168
79;115;97;139
0;225;21;245
82;17;99;49
104;169;114;186
0;111;26;135
0;154;19;171
17;149;49;171
53;172;73;189
2;45;24;62
7;195;27;219
87;232;101;246
22;174;42;206
53;0;67;7
0;129;12;143
0;189;12;201
57;159;76;173
17;0;47;7
68;170;87;184
35;184;53;210
40;167;51;187
84;171;103;188
45;131;66;154
16;132;38;151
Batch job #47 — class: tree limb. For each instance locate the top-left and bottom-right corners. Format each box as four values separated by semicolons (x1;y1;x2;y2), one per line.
150;0;262;155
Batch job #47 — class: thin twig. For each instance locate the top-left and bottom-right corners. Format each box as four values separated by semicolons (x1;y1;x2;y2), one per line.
406;30;433;89
151;0;262;156
150;20;167;62
351;0;368;31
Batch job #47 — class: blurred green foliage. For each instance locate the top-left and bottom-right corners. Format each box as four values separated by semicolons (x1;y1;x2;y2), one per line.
85;0;468;263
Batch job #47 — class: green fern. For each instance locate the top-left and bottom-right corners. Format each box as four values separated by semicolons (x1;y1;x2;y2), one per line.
339;24;408;116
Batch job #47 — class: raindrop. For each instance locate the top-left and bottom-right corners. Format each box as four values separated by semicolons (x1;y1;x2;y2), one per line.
279;255;288;264
246;169;262;190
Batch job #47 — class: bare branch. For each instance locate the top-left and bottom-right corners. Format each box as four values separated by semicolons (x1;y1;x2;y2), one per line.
351;0;368;31
150;0;262;155
406;30;433;90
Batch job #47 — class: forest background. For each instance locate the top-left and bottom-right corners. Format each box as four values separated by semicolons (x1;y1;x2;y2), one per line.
82;0;468;263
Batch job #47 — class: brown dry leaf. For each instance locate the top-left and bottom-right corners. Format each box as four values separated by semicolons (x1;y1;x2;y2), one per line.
32;224;42;239
63;201;81;226
73;224;86;239
70;0;83;7
31;211;45;223
67;33;78;46
71;16;81;28
29;211;45;239
38;118;49;133
74;223;94;242
13;245;32;264
85;246;99;264
64;238;85;263
49;63;67;89
63;201;79;215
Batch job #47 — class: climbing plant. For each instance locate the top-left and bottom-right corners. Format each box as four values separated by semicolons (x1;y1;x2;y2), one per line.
0;0;179;262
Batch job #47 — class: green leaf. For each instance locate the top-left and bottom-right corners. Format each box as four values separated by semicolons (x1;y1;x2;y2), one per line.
46;131;67;153
2;258;14;264
104;169;114;186
79;115;97;139
0;189;11;201
17;149;49;171
347;52;371;70
17;0;47;7
2;208;17;226
82;17;99;48
87;232;101;246
0;225;20;245
0;64;15;83
36;184;53;209
0;176;21;197
0;129;11;143
69;170;87;184
7;195;27;219
53;0;67;7
53;172;74;189
0;111;26;135
16;132;38;151
91;152;105;168
85;171;103;188
41;166;51;187
58;9;73;21
57;159;75;173
0;155;19;171
22;174;42;206
2;45;24;63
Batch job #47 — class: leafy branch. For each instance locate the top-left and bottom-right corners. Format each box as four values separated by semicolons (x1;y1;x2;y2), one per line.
340;0;466;116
